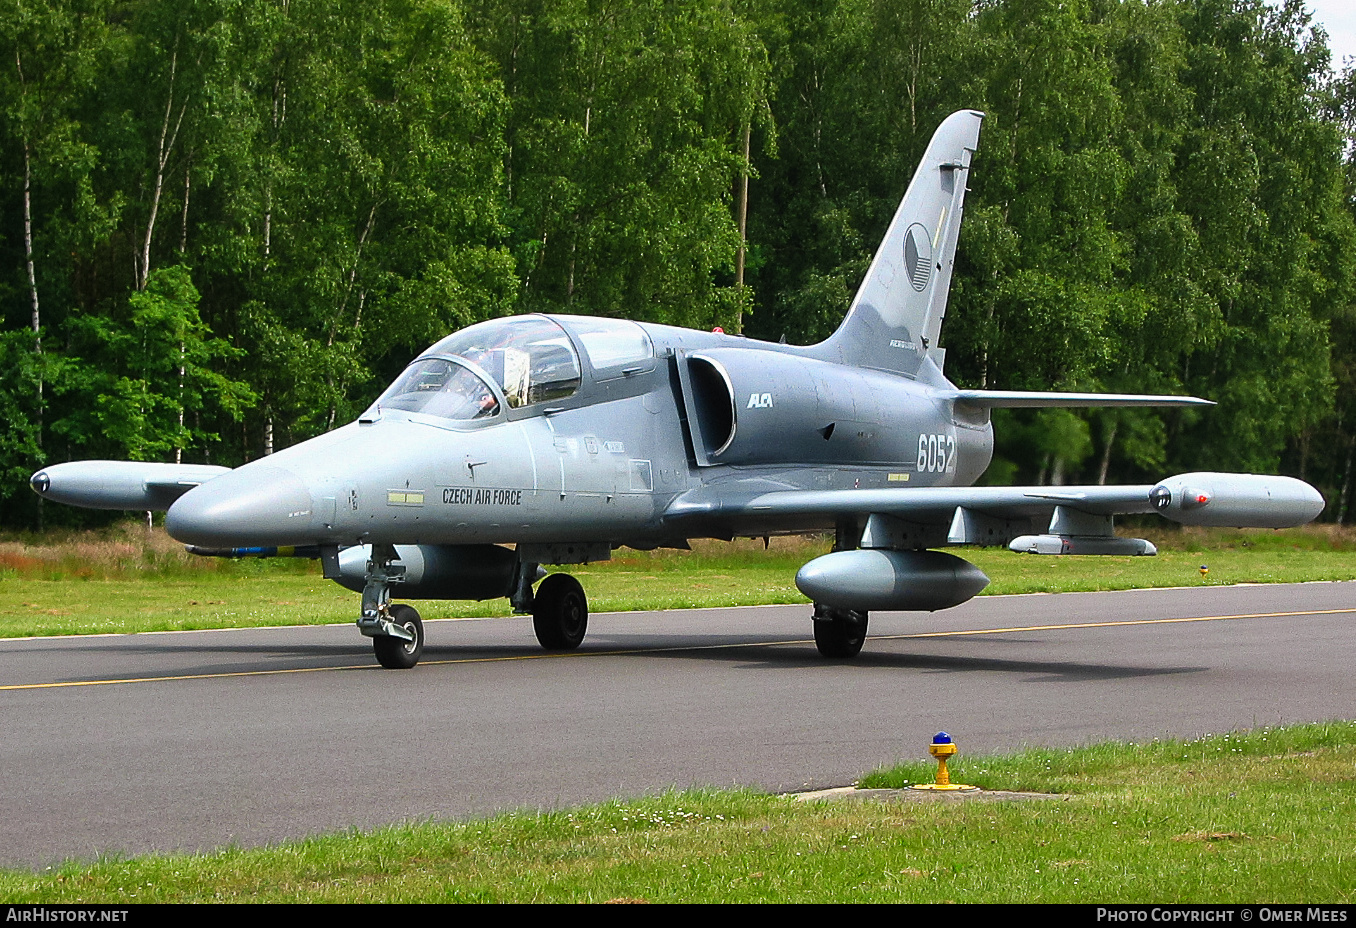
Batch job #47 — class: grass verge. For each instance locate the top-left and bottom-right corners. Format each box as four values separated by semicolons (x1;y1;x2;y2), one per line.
1;722;1352;902
2;524;1356;638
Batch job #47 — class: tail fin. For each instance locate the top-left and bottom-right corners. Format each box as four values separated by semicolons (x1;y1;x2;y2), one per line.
812;110;982;377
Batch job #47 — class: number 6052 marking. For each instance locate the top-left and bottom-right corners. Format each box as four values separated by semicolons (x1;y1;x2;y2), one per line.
917;433;956;473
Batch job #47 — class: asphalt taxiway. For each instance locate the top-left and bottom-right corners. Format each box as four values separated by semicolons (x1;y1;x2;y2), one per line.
2;581;1353;869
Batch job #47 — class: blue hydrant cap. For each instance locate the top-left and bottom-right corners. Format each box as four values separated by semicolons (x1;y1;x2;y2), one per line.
933;732;952;744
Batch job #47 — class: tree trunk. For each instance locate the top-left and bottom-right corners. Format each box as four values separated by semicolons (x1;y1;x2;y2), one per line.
735;120;751;334
179;159;191;254
1097;419;1118;486
22;135;44;530
139;41;188;290
1338;436;1354;524
23;142;40;347
329;201;378;347
175;339;185;464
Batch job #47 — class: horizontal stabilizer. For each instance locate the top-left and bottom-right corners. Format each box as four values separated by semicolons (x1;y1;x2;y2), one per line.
952;391;1213;409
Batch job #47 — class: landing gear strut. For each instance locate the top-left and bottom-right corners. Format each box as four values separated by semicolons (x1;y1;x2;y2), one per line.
356;543;425;669
813;603;868;658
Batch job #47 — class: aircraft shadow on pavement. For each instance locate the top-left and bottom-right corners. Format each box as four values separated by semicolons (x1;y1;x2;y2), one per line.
8;631;1207;686
424;634;1209;683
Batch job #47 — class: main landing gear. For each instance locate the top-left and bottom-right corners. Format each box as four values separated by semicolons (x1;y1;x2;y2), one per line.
531;573;588;650
809;522;870;659
356;543;590;668
812;603;868;659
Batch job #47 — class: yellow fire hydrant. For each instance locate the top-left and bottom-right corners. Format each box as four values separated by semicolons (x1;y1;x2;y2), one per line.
908;732;978;791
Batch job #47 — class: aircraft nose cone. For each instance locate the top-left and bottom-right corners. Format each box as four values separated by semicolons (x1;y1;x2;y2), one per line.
165;465;316;547
30;471;50;495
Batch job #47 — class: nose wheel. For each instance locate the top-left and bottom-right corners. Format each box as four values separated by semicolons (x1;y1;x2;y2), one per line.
373;603;424;669
532;573;588;650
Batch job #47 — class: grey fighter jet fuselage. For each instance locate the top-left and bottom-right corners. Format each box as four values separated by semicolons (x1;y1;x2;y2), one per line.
161;318;993;551
30;111;1326;668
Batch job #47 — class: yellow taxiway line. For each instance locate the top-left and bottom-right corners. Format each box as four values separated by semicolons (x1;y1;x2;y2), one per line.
4;605;1354;692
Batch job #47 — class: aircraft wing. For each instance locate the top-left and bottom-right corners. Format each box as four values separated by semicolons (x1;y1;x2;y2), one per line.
663;472;1324;549
664;483;1151;543
666;483;1156;522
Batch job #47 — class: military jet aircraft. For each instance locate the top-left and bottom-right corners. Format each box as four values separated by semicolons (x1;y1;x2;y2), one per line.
30;110;1325;668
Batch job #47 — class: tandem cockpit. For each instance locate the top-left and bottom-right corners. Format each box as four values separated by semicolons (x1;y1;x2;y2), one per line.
362;314;656;426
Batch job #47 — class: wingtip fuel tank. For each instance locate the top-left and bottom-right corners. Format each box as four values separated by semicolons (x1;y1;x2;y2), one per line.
28;461;231;511
1150;473;1325;528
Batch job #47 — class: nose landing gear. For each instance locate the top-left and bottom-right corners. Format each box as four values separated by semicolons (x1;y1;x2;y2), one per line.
356;543;425;669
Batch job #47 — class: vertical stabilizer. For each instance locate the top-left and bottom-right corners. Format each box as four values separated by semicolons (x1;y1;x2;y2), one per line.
812;110;982;377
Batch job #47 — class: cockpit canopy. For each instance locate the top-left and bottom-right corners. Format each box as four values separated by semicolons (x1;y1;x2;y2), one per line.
372;358;501;421
366;314;652;423
428;315;581;409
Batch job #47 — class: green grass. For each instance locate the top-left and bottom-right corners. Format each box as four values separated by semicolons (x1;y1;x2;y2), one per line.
2;722;1353;902
2;524;1356;638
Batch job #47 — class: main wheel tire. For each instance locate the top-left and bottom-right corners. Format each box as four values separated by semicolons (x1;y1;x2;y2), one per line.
373;603;424;669
532;574;588;650
813;605;868;659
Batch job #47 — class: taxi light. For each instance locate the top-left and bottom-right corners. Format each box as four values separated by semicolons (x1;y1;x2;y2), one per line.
909;731;978;792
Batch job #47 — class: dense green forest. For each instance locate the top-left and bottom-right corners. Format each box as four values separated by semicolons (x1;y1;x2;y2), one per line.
5;0;1356;528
